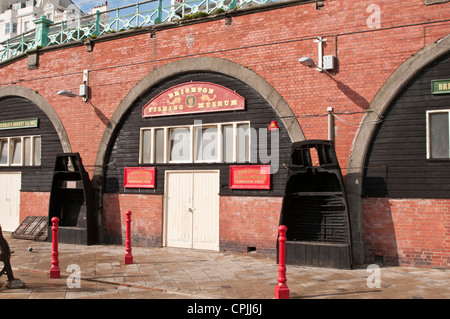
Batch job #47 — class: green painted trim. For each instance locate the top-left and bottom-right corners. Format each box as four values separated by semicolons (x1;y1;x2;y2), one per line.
0;118;38;130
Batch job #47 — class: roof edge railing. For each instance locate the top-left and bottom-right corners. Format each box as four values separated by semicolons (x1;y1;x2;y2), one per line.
0;0;282;63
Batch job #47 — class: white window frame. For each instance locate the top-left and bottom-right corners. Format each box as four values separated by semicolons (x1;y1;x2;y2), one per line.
0;135;42;167
139;121;251;164
10;137;22;166
168;126;193;164
194;124;220;163
426;109;450;159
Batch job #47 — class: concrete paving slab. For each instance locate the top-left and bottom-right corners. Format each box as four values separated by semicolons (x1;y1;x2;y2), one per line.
1;232;449;303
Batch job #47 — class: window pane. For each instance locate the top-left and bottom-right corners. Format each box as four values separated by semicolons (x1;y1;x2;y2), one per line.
170;128;190;162
222;125;234;163
237;123;250;163
11;138;21;165
34;137;41;166
141;130;151;163
24;137;31;166
430;112;449;158
155;129;165;163
195;126;218;162
0;140;7;164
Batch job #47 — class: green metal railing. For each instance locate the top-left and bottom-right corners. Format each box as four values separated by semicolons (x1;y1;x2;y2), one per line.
0;0;277;63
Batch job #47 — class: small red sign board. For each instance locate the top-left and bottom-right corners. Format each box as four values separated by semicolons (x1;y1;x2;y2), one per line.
124;167;155;188
229;165;271;190
142;82;245;117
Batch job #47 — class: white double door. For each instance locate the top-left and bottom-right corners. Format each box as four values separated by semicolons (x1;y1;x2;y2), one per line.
165;170;219;251
0;173;21;232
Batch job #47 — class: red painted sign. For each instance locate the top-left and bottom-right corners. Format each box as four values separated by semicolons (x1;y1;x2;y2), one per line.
142;82;245;117
229;165;271;190
124;167;155;188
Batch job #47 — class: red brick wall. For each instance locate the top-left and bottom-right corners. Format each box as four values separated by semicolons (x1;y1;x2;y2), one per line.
0;1;448;172
363;198;450;268
101;194;282;255
19;192;50;220
102;193;163;246
219;196;282;256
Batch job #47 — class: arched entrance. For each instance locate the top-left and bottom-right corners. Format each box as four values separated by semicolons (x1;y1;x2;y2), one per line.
347;34;450;265
94;57;304;178
0;86;70;231
94;58;304;253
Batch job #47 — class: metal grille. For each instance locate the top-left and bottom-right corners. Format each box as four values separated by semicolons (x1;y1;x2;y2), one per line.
283;195;349;243
11;216;48;241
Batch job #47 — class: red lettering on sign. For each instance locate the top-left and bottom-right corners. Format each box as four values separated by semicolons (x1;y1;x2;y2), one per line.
142;82;245;117
229;165;271;190
124;167;155;188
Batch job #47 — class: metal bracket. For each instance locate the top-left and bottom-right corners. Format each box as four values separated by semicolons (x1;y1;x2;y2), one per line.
313;37;327;72
82;70;89;102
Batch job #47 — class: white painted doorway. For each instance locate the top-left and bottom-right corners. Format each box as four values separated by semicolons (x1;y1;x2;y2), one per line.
0;173;21;231
165;170;219;251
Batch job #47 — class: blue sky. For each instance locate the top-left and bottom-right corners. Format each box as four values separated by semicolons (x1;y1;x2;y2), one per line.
73;0;141;13
73;0;176;14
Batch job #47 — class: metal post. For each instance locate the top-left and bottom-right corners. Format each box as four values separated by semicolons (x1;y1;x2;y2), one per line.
20;34;25;53
155;0;163;24
115;8;120;30
124;211;133;264
314;37;327;72
94;10;100;36
275;225;289;299
136;3;140;27
49;217;60;279
33;15;53;48
328;107;334;142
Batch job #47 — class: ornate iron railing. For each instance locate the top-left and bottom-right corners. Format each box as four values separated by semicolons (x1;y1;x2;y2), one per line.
0;0;278;63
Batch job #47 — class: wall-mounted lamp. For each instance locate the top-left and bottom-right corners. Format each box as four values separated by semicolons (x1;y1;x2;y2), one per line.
57;90;79;97
298;57;321;70
298;37;336;72
57;70;89;102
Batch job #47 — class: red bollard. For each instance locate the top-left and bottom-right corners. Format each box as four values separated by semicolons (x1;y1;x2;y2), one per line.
49;217;60;279
275;225;289;299
124;211;133;264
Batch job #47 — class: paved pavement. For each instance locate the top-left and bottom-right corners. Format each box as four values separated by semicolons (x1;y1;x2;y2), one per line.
1;232;450;301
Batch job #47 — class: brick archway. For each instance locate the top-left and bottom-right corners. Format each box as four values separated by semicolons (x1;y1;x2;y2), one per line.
92;57;304;241
93;57;304;179
0;85;71;153
346;34;450;265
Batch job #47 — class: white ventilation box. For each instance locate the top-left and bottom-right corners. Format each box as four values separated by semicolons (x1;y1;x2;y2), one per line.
79;84;87;97
323;55;336;71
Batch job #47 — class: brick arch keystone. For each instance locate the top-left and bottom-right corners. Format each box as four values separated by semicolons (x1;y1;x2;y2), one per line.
346;34;450;265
